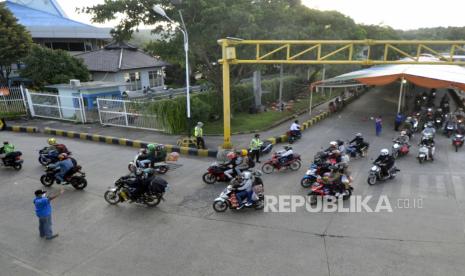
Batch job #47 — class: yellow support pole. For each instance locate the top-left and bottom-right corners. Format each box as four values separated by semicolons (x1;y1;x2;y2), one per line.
221;41;232;149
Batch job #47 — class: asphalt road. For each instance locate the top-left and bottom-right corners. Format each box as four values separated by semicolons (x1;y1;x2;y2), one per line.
1;85;464;276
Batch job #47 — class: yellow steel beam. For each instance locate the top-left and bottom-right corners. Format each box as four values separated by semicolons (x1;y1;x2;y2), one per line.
217;39;465;148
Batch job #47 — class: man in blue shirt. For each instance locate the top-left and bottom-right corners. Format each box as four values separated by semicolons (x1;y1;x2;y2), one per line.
33;188;64;240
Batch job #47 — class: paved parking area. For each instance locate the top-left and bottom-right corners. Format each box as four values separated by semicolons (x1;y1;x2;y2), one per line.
1;86;464;276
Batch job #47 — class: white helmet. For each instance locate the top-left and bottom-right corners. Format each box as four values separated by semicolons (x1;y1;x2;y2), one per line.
400;130;406;136
330;141;338;147
355;133;362;137
380;149;389;156
242;171;252;180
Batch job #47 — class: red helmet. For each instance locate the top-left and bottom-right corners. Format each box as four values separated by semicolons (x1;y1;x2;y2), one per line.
226;152;236;160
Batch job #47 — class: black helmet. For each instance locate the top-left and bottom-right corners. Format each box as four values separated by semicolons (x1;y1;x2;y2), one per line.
337;140;344;146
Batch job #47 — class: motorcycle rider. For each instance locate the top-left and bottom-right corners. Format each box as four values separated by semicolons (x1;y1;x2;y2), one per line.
138;144;158;168
419;136;435;160
349;133;367;155
373;149;395;178
49;153;74;183
44;138;68;159
422;122;436;138
224;152;243;180
395;130;410;145
289;120;301;138
276;145;294;164
0;141;16;164
233;172;254;209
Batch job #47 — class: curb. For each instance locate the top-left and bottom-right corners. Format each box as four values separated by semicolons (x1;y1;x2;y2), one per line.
4;125;39;133
42;127;218;158
2;90;365;157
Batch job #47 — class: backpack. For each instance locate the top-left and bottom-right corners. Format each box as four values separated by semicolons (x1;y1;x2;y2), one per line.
56;144;69;154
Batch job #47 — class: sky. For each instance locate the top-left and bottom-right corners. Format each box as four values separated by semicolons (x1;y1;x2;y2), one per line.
49;0;465;30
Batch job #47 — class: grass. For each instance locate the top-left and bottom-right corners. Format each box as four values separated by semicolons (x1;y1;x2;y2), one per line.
203;93;331;135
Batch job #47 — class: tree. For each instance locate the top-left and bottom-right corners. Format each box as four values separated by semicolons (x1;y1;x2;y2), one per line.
0;2;32;85
20;45;90;89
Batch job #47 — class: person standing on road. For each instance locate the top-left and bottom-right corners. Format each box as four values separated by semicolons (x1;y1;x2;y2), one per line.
194;122;206;149
33;188;64;240
250;133;263;163
394;112;404;131
375;115;383;136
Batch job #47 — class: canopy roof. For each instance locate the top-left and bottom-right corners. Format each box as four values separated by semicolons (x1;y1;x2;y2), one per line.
318;56;465;91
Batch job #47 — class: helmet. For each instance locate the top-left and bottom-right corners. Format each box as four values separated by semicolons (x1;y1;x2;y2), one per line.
254;133;260;138
405;117;412;122
58;153;67;160
240;149;248;156
427;122;433;128
380;149;389;156
147;144;156;151
284;145;292;151
242;171;252;180
3;141;8;145
294;120;299;124
400;130;406;136
329;141;338;147
197;121;204;127
226;152;236;160
337;140;344;146
322;172;331;181
155;145;163;151
135;168;143;176
355;133;362;137
48;138;57;145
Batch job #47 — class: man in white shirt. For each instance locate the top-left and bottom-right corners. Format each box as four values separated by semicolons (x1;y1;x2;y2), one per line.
290;120;301;137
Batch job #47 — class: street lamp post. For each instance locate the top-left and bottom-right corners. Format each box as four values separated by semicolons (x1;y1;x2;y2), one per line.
153;5;191;135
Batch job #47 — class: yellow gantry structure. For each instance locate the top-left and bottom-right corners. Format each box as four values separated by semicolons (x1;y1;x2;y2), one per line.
218;39;465;148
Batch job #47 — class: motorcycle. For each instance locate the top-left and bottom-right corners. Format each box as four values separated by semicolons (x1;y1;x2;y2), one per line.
434;116;443;129
300;162;332;188
40;162;87;190
38;147;71;166
287;130;302;144
202;162;230;184
452;134;464;152
0;151;23;170
346;142;369;158
308;175;353;204
444;122;455;137
261;153;301;174
212;171;264;212
104;174;167;207
127;151;169;174
391;140;409;159
367;162;399;185
248;140;273;156
418;144;435;163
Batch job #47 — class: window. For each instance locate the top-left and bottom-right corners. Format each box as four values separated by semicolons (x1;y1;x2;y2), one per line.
44;42;52;49
124;72;142;91
69;42;85;51
148;69;164;88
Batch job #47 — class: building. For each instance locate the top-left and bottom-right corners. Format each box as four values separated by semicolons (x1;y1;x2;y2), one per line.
4;0;111;54
75;41;169;92
3;0;111;84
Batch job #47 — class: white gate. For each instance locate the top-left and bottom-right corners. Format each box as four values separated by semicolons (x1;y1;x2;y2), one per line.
26;91;86;123
0;86;28;117
97;98;165;131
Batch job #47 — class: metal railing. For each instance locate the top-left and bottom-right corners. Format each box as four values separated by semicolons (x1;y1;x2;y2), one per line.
26;91;86;123
0;86;28;117
97;98;165;131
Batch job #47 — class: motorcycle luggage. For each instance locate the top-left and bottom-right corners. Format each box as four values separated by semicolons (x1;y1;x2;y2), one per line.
149;176;168;193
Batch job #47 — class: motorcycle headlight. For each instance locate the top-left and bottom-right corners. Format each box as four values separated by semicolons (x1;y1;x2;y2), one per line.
393;144;399;149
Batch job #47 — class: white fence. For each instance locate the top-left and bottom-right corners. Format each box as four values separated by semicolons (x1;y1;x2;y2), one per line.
97;98;165;131
0;86;28;116
26;91;86;123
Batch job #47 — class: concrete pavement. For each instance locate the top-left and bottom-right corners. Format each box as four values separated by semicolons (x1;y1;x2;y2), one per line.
1;85;464;276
